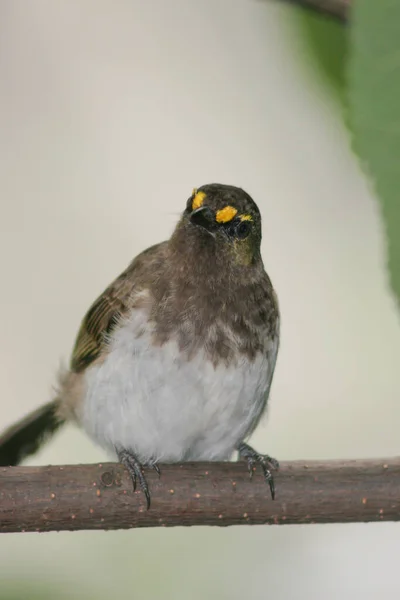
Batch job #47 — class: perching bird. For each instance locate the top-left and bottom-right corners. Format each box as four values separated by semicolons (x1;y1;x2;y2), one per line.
0;183;280;508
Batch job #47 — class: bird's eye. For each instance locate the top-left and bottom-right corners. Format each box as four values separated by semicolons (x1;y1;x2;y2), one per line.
235;220;252;239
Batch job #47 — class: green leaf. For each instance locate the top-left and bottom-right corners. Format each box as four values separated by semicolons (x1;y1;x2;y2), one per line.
288;9;348;107
348;1;400;305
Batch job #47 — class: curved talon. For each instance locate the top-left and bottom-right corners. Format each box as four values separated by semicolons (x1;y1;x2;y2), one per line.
117;449;152;509
260;461;275;500
238;442;279;501
152;463;161;478
136;467;151;510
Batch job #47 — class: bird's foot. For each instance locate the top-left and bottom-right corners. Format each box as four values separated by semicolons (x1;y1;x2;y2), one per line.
117;449;160;509
238;442;279;500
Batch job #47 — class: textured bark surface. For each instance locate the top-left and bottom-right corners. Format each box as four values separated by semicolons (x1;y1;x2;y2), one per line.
0;458;399;533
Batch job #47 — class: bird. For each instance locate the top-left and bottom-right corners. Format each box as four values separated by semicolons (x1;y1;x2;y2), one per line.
0;183;280;509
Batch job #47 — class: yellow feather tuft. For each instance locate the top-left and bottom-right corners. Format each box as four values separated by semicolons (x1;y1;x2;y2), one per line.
192;191;206;210
215;206;238;223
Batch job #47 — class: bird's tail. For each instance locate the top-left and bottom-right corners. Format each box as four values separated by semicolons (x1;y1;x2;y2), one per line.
0;400;64;466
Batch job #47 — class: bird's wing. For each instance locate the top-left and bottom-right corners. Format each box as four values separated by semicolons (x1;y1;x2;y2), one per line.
70;243;164;373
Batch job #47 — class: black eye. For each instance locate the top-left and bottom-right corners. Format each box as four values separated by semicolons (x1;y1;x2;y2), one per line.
235;220;252;239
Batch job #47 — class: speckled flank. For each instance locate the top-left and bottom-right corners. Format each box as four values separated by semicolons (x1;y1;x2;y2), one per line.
81;303;278;463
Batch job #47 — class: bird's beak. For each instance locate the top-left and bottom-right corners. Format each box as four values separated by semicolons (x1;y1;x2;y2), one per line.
190;206;217;233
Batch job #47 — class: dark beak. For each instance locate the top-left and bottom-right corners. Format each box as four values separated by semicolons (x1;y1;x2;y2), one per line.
190;206;217;233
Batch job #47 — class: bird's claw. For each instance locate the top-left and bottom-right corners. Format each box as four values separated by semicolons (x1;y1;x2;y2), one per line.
152;462;161;477
238;442;279;500
117;449;153;509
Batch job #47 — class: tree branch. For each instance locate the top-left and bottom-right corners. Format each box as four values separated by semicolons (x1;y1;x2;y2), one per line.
1;458;399;533
268;0;349;22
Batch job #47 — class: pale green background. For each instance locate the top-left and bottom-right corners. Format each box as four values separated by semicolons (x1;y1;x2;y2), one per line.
0;1;399;599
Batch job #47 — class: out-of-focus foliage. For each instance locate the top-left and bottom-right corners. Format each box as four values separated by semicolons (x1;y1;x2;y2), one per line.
348;1;400;306
0;582;83;600
290;10;347;107
290;4;400;307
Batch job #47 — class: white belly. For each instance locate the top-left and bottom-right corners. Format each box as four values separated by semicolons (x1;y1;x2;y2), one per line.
80;308;278;463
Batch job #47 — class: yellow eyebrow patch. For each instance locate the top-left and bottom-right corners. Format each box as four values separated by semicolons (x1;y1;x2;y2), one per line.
192;190;206;210
240;214;253;221
216;205;238;223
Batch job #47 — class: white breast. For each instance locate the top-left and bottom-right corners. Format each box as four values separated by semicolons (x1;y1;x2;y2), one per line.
80;307;278;464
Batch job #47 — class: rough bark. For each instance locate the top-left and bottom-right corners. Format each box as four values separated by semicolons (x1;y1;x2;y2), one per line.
0;458;398;533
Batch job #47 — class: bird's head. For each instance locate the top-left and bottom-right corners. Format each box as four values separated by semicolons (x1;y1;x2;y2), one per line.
172;183;262;269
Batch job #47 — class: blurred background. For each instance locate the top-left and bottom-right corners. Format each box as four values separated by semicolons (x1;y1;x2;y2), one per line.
0;1;400;599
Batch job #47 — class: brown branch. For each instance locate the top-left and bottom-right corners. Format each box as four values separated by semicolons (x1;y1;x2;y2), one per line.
1;458;399;533
267;0;349;22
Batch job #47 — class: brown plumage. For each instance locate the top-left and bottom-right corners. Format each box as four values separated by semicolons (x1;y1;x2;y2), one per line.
0;183;280;508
